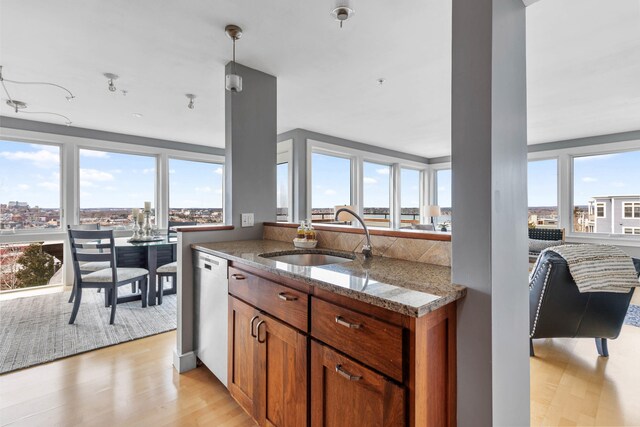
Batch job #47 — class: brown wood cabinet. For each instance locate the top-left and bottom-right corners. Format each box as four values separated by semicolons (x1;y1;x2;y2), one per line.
226;263;457;427
228;295;307;427
311;340;405;427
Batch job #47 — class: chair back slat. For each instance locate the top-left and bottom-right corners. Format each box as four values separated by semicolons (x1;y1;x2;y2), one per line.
75;252;112;262
75;242;112;250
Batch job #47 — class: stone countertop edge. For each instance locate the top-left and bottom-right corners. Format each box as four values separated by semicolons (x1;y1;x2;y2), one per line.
191;241;466;317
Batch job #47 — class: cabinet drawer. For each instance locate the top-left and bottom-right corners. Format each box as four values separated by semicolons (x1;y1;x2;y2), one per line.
311;297;404;382
229;266;308;332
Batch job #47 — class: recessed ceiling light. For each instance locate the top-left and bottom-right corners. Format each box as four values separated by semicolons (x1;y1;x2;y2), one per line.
377;78;386;86
132;113;143;118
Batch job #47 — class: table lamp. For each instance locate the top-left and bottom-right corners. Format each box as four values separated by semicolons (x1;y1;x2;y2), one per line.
424;205;441;227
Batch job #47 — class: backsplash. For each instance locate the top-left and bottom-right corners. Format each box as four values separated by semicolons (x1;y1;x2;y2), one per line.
263;225;451;267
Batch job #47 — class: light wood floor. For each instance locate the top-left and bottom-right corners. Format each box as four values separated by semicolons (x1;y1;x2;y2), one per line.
1;318;638;427
0;332;255;427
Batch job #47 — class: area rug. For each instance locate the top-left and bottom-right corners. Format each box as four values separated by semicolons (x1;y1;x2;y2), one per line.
625;304;640;328
0;291;176;374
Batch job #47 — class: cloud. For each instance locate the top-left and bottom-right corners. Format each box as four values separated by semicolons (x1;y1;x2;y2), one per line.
109;169;123;174
582;177;598;183
324;189;337;196
37;181;59;190
611;181;626;188
195;186;213;193
0;149;59;168
169;169;176;174
363;177;377;185
80;150;110;158
376;168;390;175
17;184;30;190
142;168;155;175
215;167;223;175
104;186;117;191
80;169;114;182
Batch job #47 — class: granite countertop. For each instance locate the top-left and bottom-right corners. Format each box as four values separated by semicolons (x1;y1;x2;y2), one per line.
192;240;466;317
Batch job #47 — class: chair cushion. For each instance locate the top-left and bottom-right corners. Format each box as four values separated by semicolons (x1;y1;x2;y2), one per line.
83;268;148;283
80;261;111;272
157;262;177;274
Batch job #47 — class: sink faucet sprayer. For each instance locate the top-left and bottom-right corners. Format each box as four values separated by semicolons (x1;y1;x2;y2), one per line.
334;207;373;259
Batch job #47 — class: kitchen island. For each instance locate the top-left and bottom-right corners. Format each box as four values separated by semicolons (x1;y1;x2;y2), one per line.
192;239;466;426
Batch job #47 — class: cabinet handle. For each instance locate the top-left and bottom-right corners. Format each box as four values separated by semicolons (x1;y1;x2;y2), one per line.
278;292;298;302
231;273;246;280
250;315;259;338
255;320;266;343
335;315;361;329
335;364;362;381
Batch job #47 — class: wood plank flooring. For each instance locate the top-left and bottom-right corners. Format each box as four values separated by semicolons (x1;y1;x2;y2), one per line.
1;308;638;426
0;331;255;427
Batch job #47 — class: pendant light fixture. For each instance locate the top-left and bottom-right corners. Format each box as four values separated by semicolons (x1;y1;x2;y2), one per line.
331;0;355;28
104;73;119;92
186;94;196;109
225;25;243;93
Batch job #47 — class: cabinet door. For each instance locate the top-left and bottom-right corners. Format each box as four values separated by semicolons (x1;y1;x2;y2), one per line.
256;313;308;427
311;341;405;427
228;296;260;419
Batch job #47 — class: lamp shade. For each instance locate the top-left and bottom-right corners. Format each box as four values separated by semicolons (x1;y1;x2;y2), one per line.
335;205;355;222
425;205;441;217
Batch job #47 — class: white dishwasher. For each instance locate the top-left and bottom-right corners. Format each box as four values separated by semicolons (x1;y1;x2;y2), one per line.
194;251;228;387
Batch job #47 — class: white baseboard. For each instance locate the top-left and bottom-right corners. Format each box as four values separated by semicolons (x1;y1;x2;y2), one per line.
173;349;197;373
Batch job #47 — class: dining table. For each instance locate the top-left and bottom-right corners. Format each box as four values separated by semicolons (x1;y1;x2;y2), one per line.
114;235;178;306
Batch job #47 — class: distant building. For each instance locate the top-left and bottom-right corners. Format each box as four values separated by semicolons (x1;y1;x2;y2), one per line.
588;195;640;235
7;201;29;209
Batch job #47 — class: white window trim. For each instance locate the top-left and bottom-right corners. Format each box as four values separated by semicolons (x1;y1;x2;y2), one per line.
595;202;606;219
623;227;640;235
277;140;294;222
623;202;640;219
306;139;429;228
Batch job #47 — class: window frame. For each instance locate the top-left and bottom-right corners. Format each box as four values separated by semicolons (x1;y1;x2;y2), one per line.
623;202;640;219
306;139;428;228
167;156;225;226
277;139;294;222
0;136;64;236
623;227;640;235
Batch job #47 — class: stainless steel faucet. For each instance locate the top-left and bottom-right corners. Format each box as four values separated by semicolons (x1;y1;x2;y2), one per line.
334;207;373;258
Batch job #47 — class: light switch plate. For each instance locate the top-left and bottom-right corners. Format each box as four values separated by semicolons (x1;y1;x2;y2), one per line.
241;213;254;227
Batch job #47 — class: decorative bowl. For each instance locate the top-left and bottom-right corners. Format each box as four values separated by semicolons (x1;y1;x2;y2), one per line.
293;238;318;249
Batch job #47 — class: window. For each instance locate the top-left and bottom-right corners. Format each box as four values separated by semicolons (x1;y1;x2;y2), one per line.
311;152;351;222
277;162;289;221
169;159;223;224
623;227;640;235
623;202;640;219
79;149;155;229
0;140;61;231
400;168;421;227
573;150;640;234
362;162;391;228
436;169;452;229
527;159;558;228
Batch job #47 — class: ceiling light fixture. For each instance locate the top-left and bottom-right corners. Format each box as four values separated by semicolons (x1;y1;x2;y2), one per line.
186;94;196;109
377;78;386;86
104;73;119;92
225;25;243;93
330;0;355;28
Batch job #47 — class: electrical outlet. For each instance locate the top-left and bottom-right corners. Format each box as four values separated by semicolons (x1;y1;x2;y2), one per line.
241;213;254;227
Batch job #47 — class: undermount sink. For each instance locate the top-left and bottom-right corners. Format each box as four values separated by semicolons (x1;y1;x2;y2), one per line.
260;250;355;267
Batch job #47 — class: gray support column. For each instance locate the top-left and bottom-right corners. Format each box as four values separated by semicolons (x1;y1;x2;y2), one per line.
451;0;530;425
224;62;277;234
291;131;308;222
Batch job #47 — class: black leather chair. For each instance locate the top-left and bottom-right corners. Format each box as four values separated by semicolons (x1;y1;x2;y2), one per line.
529;250;640;357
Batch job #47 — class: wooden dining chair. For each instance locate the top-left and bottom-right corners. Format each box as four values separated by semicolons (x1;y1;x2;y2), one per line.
67;224;111;303
68;228;149;325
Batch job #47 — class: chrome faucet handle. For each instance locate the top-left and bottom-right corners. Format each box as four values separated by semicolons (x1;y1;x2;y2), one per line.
362;245;372;258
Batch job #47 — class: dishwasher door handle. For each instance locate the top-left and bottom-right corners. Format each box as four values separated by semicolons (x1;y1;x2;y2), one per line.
231;273;246;280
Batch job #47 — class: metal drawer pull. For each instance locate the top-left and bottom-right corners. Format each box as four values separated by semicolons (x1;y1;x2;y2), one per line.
250;315;259;338
335;364;362;381
231;273;246;280
255;320;266;343
335;315;361;329
278;292;298;301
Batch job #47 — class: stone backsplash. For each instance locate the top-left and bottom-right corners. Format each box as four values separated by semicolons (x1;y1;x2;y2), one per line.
263;224;451;267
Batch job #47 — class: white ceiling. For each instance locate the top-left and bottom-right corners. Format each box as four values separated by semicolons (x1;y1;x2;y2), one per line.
0;0;638;158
